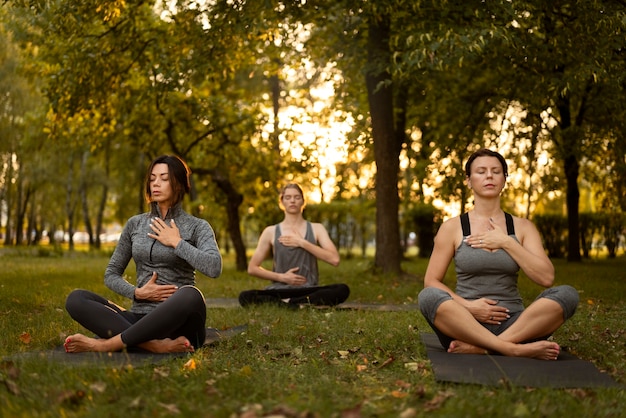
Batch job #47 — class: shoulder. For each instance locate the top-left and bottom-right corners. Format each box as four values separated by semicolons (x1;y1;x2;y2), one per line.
260;224;277;241
511;215;540;236
434;215;462;246
310;221;330;237
437;216;461;234
125;213;150;228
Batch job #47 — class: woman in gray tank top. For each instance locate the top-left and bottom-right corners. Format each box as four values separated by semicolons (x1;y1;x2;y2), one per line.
418;149;578;360
239;183;350;307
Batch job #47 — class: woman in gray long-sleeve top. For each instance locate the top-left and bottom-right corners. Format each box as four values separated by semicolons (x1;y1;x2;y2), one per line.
64;155;222;353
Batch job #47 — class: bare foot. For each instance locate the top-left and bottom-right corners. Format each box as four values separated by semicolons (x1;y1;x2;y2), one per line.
508;340;560;360
448;340;488;354
64;334;110;353
448;339;560;360
139;336;194;354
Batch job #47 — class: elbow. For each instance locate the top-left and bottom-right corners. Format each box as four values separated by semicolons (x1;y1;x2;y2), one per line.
536;270;555;288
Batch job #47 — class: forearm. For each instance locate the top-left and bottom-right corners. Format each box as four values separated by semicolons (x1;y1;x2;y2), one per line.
501;237;554;286
300;240;340;266
248;265;284;283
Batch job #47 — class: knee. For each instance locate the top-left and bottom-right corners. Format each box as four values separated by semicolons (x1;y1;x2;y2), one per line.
175;286;205;306
418;287;451;318
541;285;579;320
336;284;350;300
238;290;256;307
65;289;88;312
557;285;579;319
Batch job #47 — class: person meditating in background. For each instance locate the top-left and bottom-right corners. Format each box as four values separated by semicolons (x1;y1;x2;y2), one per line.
239;183;350;308
418;148;579;360
64;155;222;353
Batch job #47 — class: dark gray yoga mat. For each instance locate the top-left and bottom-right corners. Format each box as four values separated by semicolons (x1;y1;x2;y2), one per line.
421;333;621;388
6;325;248;368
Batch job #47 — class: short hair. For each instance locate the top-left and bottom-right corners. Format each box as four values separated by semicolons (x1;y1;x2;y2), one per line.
144;155;191;206
464;148;508;177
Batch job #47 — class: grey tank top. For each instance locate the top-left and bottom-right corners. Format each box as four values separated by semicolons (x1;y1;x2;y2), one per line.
265;221;319;289
454;212;524;312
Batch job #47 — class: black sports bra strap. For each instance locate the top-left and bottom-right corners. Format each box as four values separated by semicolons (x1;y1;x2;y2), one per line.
460;212;471;236
461;212;515;236
505;212;515;235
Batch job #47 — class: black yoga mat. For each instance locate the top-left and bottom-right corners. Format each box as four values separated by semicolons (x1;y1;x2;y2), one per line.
6;325;248;368
205;297;420;311
421;333;621;388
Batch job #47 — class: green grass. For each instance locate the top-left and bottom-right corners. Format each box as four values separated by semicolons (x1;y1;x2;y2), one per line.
0;248;624;417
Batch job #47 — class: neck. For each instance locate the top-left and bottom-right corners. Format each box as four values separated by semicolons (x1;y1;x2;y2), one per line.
157;202;170;219
471;200;503;219
282;212;304;225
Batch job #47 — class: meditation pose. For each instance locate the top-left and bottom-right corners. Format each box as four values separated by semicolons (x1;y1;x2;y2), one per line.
239;183;350;308
418;149;578;360
64;155;222;353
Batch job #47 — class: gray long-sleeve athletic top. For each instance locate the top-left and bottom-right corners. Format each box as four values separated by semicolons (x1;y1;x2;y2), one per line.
104;202;222;314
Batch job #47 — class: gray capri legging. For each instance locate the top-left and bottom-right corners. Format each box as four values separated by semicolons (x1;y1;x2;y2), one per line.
418;285;579;349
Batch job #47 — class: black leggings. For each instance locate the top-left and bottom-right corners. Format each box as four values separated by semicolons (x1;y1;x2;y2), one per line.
65;286;207;350
238;283;350;307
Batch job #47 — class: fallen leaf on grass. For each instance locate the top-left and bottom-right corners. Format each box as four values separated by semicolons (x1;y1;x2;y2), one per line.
157;402;180;414
341;402;362;418
399;407;418;418
183;358;197;370
19;332;31;345
404;362;419;371
57;390;86;406
153;367;170;378
356;364;367;372
379;357;395;368
391;390;408;398
4;379;20;396
0;361;20;380
424;390;454;411
89;382;107;393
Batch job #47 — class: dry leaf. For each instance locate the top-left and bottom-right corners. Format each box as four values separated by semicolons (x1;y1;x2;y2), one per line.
404;362;419;371
424;390;454;411
399;407;418;418
19;332;31;345
183;358;196;370
341;403;362;418
4;379;20;396
57;390;85;406
0;361;20;380
89;382;107;393
338;350;350;358
356;364;367;372
391;390;407;398
157;402;180;414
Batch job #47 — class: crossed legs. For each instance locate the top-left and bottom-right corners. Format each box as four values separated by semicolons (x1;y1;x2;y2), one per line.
433;298;562;360
64;286;206;353
419;285;578;360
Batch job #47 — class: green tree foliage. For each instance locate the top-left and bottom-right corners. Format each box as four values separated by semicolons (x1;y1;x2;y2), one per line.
2;1;625;271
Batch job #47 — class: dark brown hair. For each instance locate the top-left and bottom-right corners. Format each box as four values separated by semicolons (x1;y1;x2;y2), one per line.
464;148;508;177
144;155;191;206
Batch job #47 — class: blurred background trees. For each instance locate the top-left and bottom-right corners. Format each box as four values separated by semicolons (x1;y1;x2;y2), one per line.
1;1;624;274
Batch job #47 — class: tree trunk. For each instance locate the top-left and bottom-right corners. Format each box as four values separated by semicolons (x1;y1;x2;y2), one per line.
80;150;95;247
556;95;582;261
366;14;402;275
208;169;248;271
